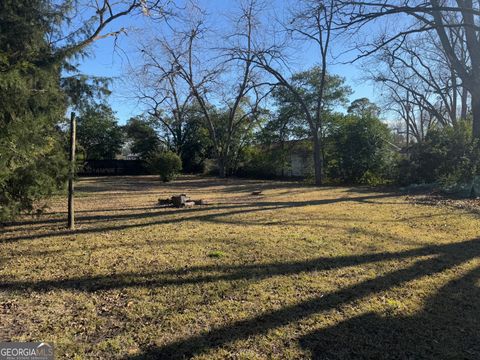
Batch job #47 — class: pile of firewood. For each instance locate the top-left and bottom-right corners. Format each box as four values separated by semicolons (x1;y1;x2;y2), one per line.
158;194;208;208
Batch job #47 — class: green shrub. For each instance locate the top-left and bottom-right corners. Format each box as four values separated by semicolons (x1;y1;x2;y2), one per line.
148;151;182;182
0;142;68;222
359;170;388;186
326;115;395;184
239;147;281;179
397;121;480;196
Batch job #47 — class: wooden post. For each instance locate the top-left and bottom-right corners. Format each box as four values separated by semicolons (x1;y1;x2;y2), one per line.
68;111;76;230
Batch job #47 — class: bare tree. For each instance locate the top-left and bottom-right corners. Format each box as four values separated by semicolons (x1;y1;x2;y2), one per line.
369;30;470;143
234;0;343;185
142;0;268;177
46;0;171;63
340;0;480;138
355;7;472;144
133;45;197;155
217;0;272;177
382;84;437;144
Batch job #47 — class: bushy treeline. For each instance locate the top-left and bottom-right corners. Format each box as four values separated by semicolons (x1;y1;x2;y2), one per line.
83;100;479;195
239;113;397;185
397;121;480;196
71;105;207;182
241;117;479;195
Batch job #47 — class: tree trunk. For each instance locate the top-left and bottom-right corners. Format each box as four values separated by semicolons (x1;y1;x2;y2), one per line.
312;135;323;186
461;87;468;120
472;91;480;139
218;157;227;178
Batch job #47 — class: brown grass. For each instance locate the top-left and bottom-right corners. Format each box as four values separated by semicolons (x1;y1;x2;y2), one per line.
1;175;479;359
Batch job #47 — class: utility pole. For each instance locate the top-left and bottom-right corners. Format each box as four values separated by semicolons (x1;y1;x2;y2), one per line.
68;111;76;230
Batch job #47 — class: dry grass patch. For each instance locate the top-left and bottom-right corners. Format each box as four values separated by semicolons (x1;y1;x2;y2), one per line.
1;175;479;359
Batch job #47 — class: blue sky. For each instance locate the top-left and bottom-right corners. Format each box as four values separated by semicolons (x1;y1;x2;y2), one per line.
78;0;378;124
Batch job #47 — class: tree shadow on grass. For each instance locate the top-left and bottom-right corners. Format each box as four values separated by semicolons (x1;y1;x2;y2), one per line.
0;207;161;229
115;237;480;359
0;238;450;292
299;265;480;359
5;177;387;230
0;193;395;243
1;238;479;359
76;175;304;194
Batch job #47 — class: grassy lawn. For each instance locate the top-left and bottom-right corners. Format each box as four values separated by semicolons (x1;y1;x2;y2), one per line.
1;176;479;359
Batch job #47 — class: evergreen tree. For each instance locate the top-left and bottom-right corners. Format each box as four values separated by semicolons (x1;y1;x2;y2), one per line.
0;0;68;221
77;104;124;160
124;117;162;160
327;114;394;184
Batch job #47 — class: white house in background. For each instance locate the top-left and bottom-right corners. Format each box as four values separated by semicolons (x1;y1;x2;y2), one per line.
287;151;314;177
273;139;314;178
117;141;140;160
